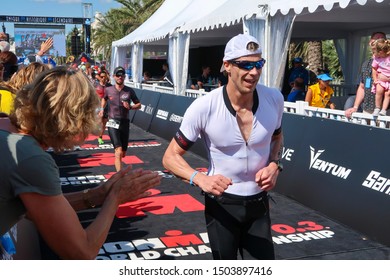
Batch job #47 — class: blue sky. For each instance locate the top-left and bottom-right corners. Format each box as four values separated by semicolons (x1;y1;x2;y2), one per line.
2;0;123;36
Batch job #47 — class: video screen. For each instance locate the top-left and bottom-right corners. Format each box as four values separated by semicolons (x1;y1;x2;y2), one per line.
14;24;66;57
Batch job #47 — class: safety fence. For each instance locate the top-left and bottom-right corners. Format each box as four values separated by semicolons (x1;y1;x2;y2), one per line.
126;80;390;130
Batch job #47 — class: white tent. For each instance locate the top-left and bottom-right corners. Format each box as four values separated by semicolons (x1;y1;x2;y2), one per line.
111;0;389;95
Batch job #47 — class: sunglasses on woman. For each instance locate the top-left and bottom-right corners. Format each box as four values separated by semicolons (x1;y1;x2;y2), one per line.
229;59;266;70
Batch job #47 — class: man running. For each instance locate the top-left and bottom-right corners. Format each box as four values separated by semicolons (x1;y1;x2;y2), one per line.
100;66;141;171
162;34;284;259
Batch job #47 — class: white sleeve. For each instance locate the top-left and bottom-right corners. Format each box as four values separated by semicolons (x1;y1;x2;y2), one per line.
276;89;284;130
179;96;209;142
35;54;44;64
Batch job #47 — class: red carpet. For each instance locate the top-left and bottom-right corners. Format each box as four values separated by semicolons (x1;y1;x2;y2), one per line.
41;124;390;260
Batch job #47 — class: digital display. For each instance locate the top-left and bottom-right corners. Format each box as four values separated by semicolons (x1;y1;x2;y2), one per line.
14;24;66;57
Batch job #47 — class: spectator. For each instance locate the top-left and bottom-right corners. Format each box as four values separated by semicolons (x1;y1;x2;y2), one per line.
0;51;18;81
84;62;94;82
282;57;309;96
142;71;152;83
371;38;390;116
0;41;10;52
100;66;141;172
161;62;173;85
162;34;284;260
287;77;306;102
345;31;387;118
0;66;161;259
0;32;8;42
66;55;75;65
0;62;49;115
218;63;228;87
0;63;3;82
197;65;212;91
70;62;79;71
288;57;309;86
305;73;336;109
188;74;199;90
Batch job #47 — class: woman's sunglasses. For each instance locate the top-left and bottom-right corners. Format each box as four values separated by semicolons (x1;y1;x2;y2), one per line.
229;59;266;70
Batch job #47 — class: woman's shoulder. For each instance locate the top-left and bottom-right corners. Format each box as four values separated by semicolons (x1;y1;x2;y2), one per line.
3;131;48;159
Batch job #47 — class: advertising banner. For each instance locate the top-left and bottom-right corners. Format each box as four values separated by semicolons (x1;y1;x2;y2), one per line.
277;113;390;246
149;94;194;141
132;90;161;131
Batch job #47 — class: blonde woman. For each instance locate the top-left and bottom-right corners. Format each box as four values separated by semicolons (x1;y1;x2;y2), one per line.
0;62;49;115
0;67;161;259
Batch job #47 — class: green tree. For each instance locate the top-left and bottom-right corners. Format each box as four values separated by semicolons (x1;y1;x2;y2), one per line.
92;8;129;62
116;0;163;33
287;40;343;82
322;40;343;80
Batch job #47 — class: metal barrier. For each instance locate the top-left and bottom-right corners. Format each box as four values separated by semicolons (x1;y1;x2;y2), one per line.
285;101;390;130
125;80;390;130
331;84;356;97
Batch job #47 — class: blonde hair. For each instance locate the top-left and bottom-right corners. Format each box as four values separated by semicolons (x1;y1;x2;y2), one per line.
0;62;49;93
10;66;100;152
372;38;390;56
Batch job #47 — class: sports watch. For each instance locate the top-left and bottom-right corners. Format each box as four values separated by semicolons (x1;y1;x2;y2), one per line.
270;160;283;172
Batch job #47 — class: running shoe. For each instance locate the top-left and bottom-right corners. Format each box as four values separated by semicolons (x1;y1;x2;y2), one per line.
98;137;104;145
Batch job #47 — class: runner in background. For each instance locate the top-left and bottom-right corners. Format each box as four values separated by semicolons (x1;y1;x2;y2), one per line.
95;69;111;145
100;66;141;171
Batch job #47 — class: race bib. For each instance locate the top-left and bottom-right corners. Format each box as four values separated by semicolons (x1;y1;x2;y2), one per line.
106;119;120;129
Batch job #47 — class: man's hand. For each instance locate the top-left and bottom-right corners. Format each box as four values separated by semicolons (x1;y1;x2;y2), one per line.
122;101;131;110
195;173;231;196
255;163;280;192
345;107;358;118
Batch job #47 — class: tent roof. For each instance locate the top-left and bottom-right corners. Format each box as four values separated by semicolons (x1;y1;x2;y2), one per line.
112;0;192;47
112;0;265;47
264;0;385;16
113;0;388;49
292;0;389;40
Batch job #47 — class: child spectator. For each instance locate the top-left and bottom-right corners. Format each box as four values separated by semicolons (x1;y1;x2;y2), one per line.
287;77;306;102
371;38;390;116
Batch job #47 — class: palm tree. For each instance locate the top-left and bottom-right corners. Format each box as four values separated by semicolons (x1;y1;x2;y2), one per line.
322;40;342;80
307;40;323;76
288;40;343;82
92;8;129;62
116;0;163;33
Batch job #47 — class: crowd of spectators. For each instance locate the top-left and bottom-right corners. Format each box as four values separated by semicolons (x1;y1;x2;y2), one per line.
1;36;161;260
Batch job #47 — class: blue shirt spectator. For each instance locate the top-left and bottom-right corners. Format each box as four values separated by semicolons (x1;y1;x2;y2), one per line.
288;57;309;87
287;77;306;102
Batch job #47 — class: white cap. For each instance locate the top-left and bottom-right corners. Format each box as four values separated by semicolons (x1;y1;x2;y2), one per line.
223;34;262;61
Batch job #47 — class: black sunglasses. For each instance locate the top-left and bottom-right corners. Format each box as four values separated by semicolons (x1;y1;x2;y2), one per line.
115;74;125;77
230;59;266;70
